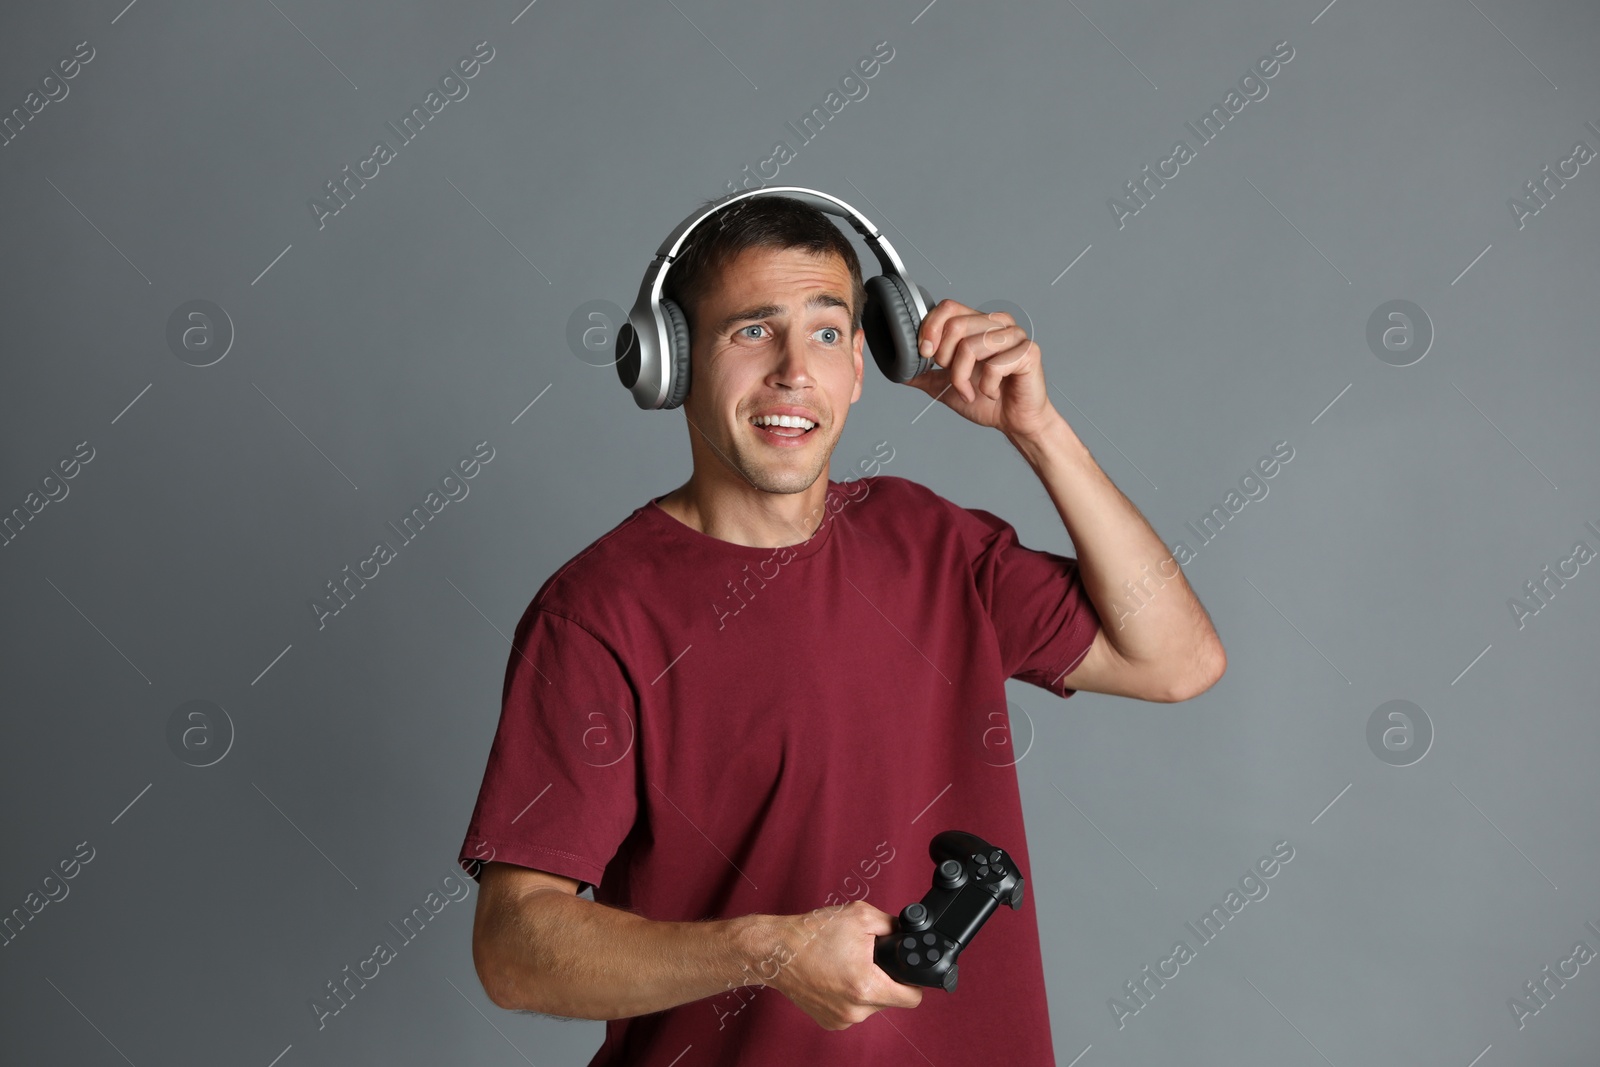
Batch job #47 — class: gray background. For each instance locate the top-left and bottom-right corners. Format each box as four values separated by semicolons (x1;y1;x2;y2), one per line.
2;0;1598;1064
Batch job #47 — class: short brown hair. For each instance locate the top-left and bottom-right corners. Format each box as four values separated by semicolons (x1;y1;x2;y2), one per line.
661;194;867;338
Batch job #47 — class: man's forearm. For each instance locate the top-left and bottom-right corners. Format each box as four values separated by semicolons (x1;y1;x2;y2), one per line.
1005;411;1222;685
483;889;781;1020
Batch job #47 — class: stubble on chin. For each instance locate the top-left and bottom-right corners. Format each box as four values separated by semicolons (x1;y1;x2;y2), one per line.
734;432;835;496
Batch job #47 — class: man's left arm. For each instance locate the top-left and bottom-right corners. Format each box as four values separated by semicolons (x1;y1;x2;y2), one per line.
907;300;1226;704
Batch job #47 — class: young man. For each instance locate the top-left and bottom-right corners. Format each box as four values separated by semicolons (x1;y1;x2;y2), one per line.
458;195;1225;1064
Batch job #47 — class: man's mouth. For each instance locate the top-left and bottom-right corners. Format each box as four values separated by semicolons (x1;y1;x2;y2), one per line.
749;414;818;444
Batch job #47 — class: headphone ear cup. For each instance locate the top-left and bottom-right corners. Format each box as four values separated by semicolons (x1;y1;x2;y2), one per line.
659;298;693;409
862;274;933;384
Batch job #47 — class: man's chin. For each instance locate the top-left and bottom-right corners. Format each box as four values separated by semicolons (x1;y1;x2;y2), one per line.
740;460;828;496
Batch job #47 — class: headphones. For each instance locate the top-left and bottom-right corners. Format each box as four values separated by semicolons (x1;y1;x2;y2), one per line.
615;186;939;410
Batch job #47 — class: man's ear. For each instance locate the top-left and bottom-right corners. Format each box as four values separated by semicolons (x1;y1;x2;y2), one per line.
849;326;865;405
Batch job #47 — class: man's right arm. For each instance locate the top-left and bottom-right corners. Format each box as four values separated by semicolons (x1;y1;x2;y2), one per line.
470;861;923;1028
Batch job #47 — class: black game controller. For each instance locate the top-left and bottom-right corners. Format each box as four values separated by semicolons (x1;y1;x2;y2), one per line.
873;829;1024;992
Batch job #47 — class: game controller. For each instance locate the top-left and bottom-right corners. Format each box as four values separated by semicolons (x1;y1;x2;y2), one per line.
873;829;1024;992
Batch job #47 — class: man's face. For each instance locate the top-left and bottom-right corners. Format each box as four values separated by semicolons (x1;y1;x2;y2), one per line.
681;244;864;496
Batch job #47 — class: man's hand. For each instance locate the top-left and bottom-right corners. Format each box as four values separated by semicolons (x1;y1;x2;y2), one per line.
904;299;1061;440
760;899;923;1030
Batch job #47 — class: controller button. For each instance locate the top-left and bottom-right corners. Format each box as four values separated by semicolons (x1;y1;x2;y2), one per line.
902;937;917;949
936;859;965;888
977;864;990;878
923;932;937;945
907;952;920;966
990;850;1003;864
928;948;941;962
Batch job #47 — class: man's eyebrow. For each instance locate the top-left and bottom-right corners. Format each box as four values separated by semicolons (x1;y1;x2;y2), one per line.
713;292;851;335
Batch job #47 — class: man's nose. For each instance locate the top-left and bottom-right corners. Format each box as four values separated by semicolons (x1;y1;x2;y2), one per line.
770;330;815;385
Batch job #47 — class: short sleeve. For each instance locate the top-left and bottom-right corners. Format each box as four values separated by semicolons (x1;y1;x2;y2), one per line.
938;495;1102;699
456;608;640;894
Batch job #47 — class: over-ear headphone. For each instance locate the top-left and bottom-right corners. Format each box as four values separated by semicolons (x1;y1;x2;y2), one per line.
615;186;939;410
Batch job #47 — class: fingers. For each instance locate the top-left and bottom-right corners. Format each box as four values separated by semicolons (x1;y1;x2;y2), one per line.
916;300;1014;367
871;973;925;1012
916;302;1032;403
848;903;922;1011
823;969;921;1029
855;903;894;936
776;901;928;1030
911;334;1032;404
973;338;1037;401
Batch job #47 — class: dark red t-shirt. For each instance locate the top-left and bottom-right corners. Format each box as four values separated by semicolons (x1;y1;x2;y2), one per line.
457;474;1101;1065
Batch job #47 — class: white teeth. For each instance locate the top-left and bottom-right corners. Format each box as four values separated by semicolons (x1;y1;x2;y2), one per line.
751;414;816;430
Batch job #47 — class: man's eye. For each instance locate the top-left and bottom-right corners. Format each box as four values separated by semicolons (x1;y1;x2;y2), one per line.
737;324;842;343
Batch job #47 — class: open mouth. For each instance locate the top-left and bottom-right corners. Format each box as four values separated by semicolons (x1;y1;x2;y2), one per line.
749;417;818;444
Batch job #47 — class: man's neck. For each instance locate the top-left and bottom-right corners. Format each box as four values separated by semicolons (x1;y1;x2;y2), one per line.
655;478;831;549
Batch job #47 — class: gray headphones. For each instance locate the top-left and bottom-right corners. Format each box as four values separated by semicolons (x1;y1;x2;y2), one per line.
615;186;939;410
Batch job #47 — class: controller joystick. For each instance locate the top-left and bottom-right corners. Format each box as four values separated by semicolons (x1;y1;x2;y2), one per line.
935;859;966;888
872;830;1025;992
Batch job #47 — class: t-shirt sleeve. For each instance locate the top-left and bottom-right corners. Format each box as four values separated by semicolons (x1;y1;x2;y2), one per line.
456;607;640;894
935;490;1102;699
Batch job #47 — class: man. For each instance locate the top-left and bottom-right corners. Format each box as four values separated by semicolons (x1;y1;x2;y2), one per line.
457;195;1225;1064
